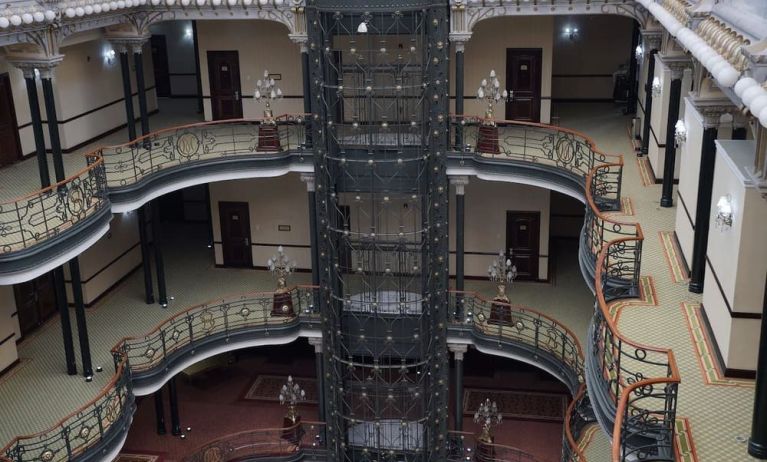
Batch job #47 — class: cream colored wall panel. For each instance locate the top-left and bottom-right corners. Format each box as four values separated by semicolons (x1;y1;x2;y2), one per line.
702;264;732;364
0;285;19;372
648;63;669;177
727;317;761;371
733;175;767;313
675;205;693;265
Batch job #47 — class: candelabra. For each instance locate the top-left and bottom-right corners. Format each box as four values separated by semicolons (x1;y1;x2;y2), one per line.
488;250;517;302
477;70;510;124
473;398;502;443
268;246;297;316
279;375;306;424
254;69;283;122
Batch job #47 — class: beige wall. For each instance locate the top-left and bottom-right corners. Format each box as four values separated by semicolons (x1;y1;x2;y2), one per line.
0;285;19;373
196;20;304;121
674;98;705;264
457;16;554;123
551;15;633;101
150;20;198;97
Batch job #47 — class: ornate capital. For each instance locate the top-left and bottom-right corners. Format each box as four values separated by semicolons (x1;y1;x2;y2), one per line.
289;33;309;53
6;55;63;79
450;175;469;195
661;56;692;80
640;30;663;52
300;173;315;192
106;35;149;55
448;343;468;360
693;97;737;128
450;33;471;53
308;336;322;353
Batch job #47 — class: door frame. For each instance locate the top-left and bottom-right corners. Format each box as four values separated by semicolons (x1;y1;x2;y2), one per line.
206;50;243;120
504;48;543;123
505;210;541;281
0;73;23;165
218;201;253;268
150;35;172;98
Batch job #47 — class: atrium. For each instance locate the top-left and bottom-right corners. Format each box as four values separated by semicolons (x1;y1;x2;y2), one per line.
0;1;765;461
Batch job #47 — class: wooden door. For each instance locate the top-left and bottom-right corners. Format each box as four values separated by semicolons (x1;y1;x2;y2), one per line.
207;51;243;120
505;49;542;122
506;211;540;281
219;201;252;267
13;273;56;338
150;35;172;97
0;73;22;167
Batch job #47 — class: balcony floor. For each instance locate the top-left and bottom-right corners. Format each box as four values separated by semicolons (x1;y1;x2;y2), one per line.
0;102;757;461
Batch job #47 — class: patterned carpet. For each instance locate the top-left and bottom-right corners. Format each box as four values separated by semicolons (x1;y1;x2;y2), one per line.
462;389;567;422
113;452;164;462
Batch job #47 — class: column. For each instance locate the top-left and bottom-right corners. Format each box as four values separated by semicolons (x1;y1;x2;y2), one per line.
40;66;65;183
640;49;659;156
53;266;77;375
133;42;150;137
154;389;167;435
168;376;182;436
749;273;767;459
451;177;468;319
689;108;724;293
309;337;325;421
660;63;687;208
449;344;468;431
151;202;168;307
454;41;466;149
625;21;640;115
302;174;320;287
69;257;94;379
300;41;312;147
138;207;155;304
117;46;137;141
21;68;50;187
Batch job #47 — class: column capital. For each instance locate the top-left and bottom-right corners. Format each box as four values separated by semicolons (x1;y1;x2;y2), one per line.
5;46;64;79
640;30;662;52
106;35;150;55
660;56;692;80
692;97;737;128
450;175;469;195
289;34;309;53
450;34;471;53
308;336;322;353
300;173;316;192
448;343;468;360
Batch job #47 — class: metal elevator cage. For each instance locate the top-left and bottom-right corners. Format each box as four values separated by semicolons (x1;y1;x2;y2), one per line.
307;1;450;461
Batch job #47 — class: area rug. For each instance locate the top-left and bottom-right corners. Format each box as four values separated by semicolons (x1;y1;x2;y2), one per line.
113;452;164;462
462;389;567;422
242;375;319;404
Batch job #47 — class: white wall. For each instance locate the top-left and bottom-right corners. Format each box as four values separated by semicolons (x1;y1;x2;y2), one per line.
150;20;198;97
0;285;19;374
674;98;705;264
196;20;304;121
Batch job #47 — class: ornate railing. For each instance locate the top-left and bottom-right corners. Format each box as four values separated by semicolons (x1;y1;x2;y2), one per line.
88;114;307;190
182;421;327;462
0;354;133;462
561;385;596;462
111;286;318;374
0;158;108;255
449;290;584;385
447;431;539;462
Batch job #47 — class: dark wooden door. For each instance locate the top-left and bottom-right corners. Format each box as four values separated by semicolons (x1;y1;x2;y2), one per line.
207;51;243;120
150;35;172;97
506;211;540;281
0;73;22;167
219;201;252;267
14;273;56;338
505;49;542;122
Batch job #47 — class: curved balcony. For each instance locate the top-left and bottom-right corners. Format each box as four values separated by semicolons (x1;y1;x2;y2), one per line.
561;385;596;462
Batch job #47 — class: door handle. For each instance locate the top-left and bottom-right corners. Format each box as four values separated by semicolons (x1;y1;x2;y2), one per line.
234;90;240;101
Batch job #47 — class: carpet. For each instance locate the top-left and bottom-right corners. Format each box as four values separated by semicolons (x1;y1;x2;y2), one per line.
462;389;567;422
243;375;319;404
113;452;164;462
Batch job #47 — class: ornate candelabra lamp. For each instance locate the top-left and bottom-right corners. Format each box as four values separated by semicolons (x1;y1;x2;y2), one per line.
268;245;297;316
473;398;502;443
475;70;509;154
487;250;517;324
254;69;283;151
279;375;306;424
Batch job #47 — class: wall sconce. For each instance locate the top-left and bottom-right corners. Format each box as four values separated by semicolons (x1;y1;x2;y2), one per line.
564;26;579;40
715;194;733;230
184;26;193;40
103;48;116;66
651;76;662;98
674;120;687;146
635;44;644;61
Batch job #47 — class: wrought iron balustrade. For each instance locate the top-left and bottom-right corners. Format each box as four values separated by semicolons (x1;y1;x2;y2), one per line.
447;431;539;462
0;353;133;462
0;158;108;255
182;421;327;462
561;385;596;462
111;286;318;374
449;290;584;385
89;114;308;190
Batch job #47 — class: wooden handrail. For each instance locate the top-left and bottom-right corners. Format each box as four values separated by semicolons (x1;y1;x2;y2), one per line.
0;156;104;206
563;384;589;461
185;420;326;458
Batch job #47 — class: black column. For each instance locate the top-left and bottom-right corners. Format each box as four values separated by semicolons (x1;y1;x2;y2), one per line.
314;347;325;421
151;203;168;306
455;48;465;149
733;126;748;140
455;191;465;294
118;51;137;141
134;48;150;137
23;74;50;188
640;50;658;157
41;75;65;183
749;273;767;459
53;267;77;375
192;21;204;115
302;49;312;147
154;389;167;435
308;187;320;287
138;207;155;304
660;76;683;208
689;126;718;294
625;21;640;115
454;352;464;431
168;377;182;436
69;258;93;378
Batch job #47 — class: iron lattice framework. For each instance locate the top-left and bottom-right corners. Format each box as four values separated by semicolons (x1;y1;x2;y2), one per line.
307;1;450;461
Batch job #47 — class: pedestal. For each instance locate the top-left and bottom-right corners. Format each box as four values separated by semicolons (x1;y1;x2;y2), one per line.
489;300;512;325
476;438;496;462
272;292;295;317
282;416;303;444
257;123;281;152
476;124;500;154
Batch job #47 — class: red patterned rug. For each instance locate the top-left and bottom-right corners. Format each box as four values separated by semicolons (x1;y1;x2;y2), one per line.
242;375;319;404
463;389;567;422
